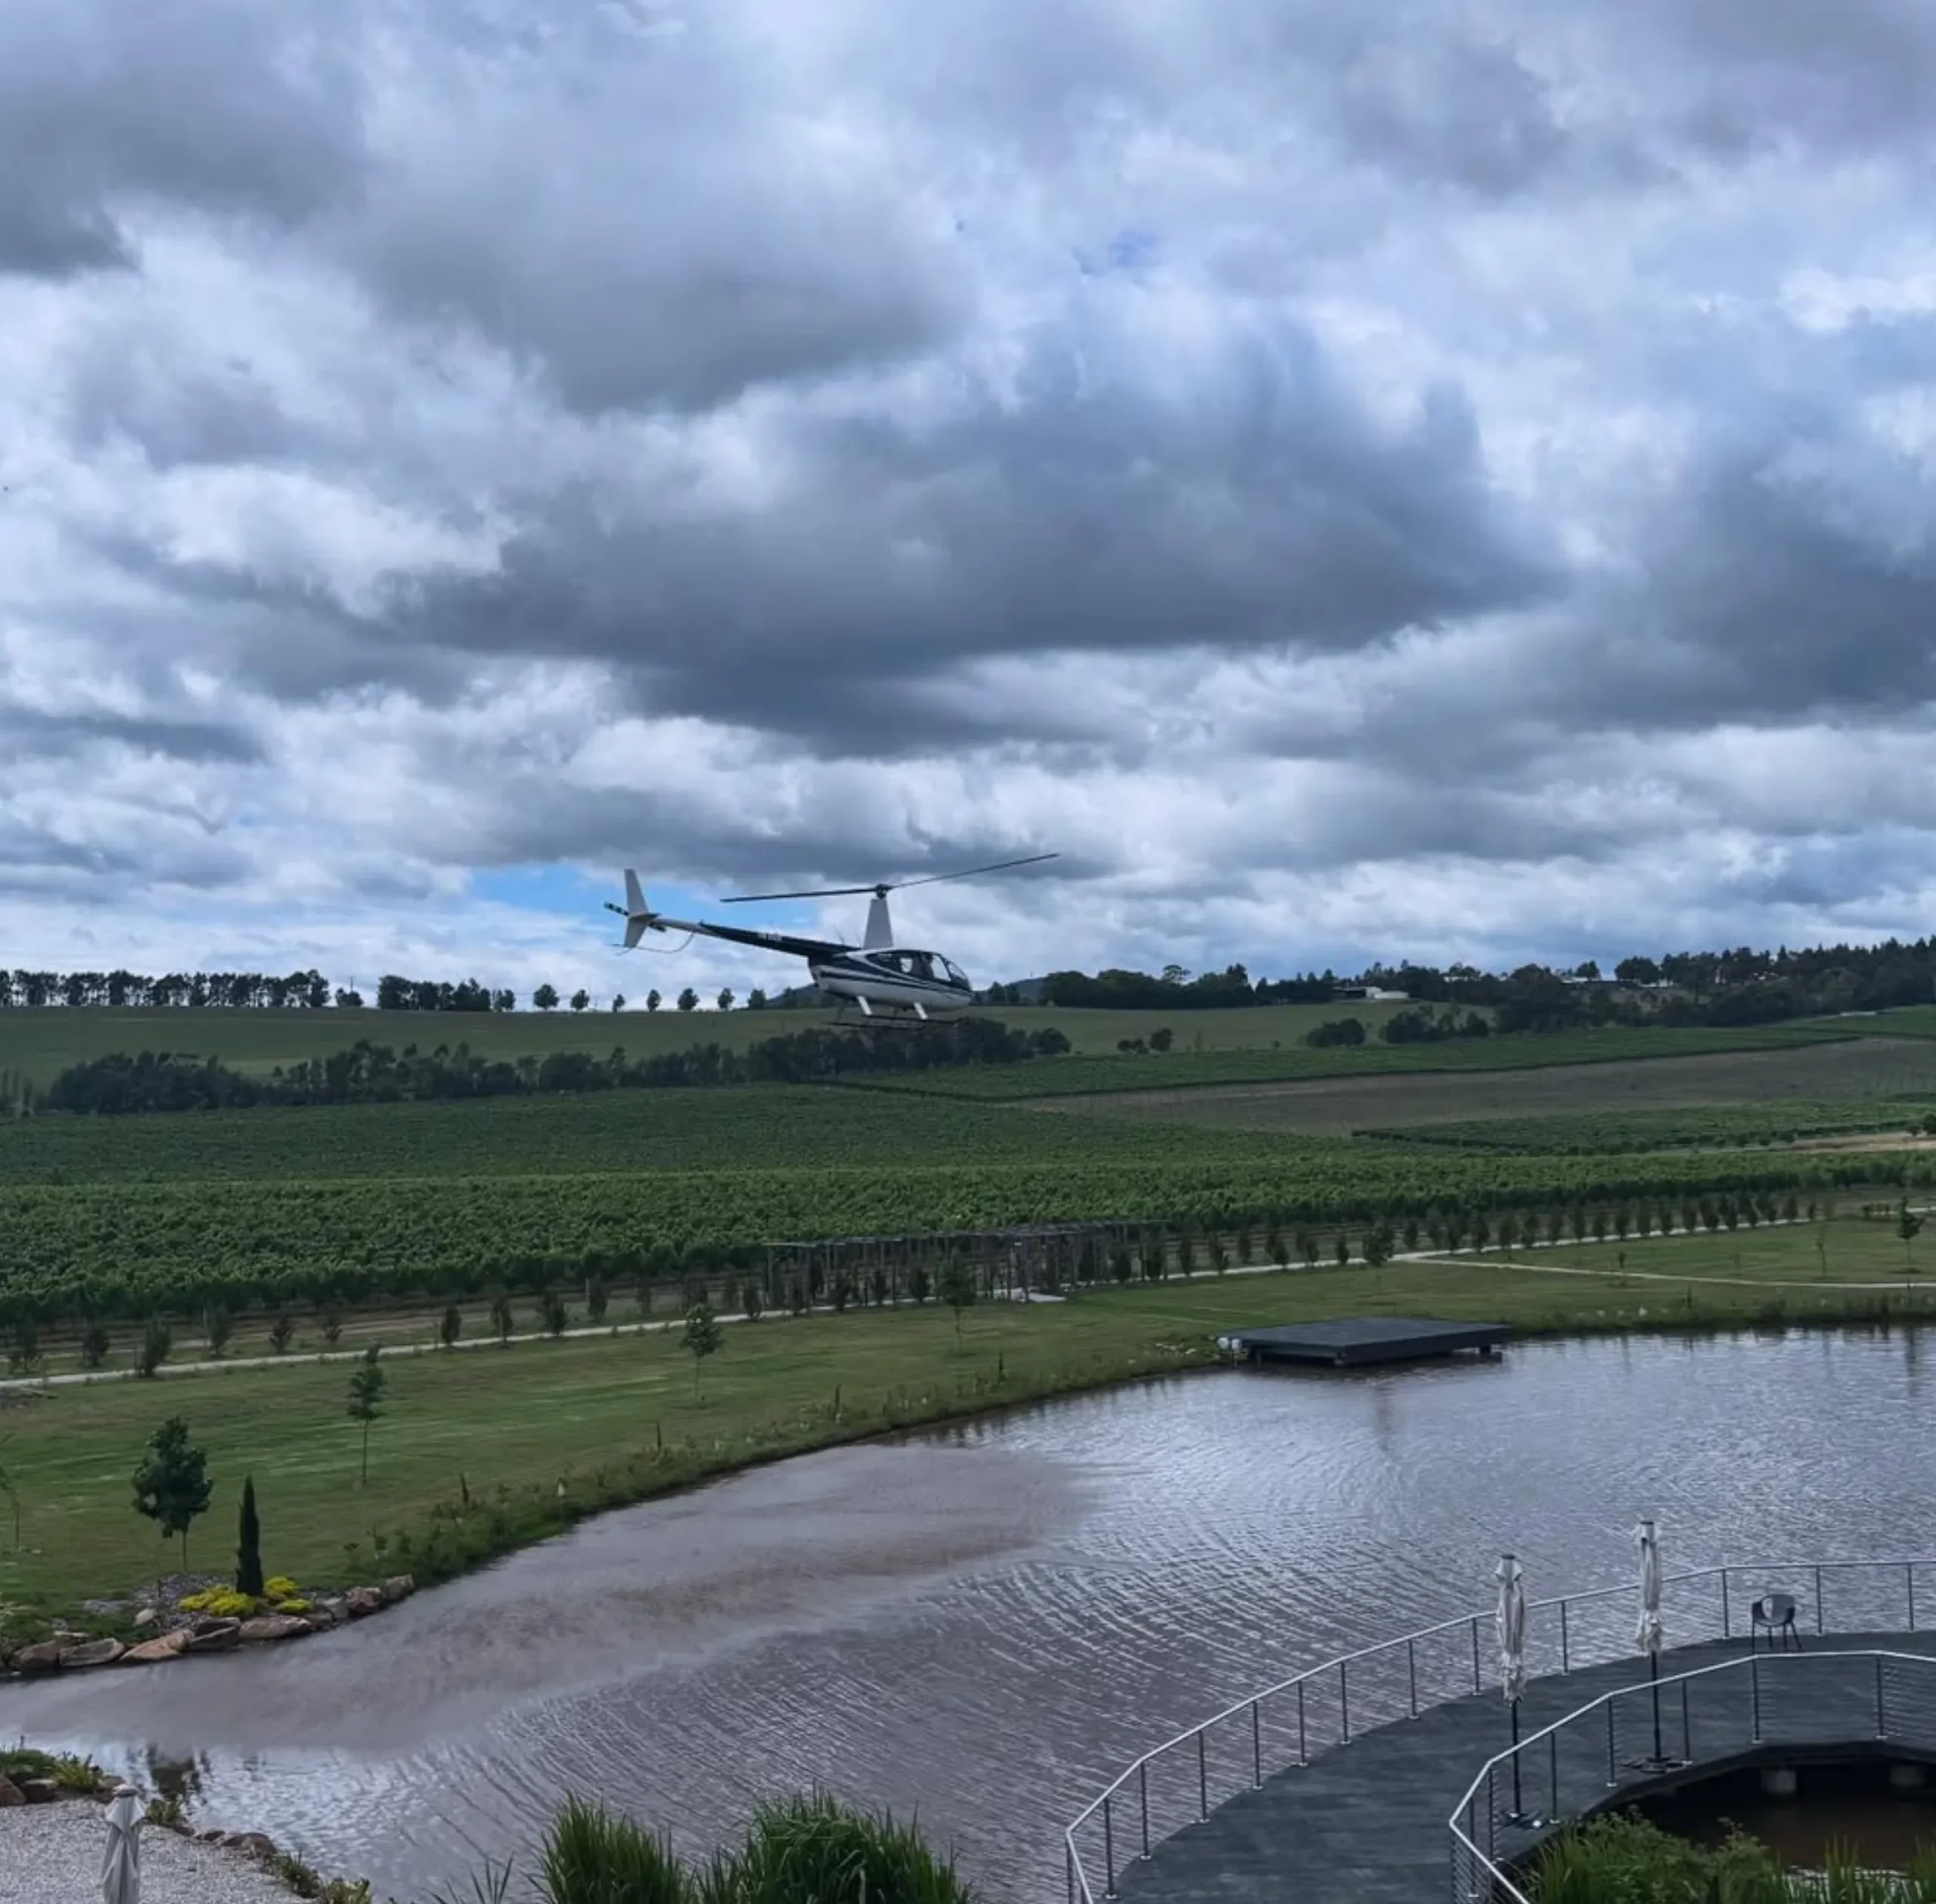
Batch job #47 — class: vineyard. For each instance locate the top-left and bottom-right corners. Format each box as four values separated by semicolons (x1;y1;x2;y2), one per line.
3;1127;1931;1326
1356;1099;1936;1155
845;1024;1860;1100
0;1084;1236;1183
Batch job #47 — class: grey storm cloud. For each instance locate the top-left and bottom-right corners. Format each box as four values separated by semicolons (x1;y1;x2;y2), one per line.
382;336;1555;747
0;706;263;765
10;0;1936;978
0;0;366;278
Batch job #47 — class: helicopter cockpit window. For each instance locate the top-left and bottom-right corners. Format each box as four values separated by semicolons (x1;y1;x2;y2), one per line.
907;951;935;980
942;958;967;987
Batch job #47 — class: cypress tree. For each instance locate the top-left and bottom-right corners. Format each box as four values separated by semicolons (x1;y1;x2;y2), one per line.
236;1472;264;1598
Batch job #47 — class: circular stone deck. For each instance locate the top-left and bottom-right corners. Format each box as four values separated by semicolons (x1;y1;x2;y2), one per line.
1110;1630;1936;1904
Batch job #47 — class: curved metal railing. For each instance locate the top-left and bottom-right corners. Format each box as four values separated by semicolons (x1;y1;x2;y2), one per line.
1062;1557;1936;1903
1448;1646;1936;1901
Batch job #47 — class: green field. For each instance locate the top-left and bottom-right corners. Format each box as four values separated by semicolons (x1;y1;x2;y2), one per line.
0;1260;1903;1625
0;1000;1416;1090
1357;1100;1936;1155
849;1024;1859;1100
1809;1006;1936;1040
1050;1037;1936;1134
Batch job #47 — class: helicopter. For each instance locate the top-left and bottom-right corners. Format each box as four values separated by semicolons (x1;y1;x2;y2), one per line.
604;852;1058;1022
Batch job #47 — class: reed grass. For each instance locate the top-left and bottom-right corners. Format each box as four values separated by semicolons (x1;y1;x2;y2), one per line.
428;1789;977;1904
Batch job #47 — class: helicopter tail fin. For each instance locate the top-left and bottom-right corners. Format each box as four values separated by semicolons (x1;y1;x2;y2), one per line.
622;870;650;947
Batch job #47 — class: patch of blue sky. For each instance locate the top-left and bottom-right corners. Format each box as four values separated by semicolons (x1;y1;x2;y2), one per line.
1074;228;1159;277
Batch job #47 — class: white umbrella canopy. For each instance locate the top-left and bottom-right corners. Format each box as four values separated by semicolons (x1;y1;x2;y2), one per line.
1637;1519;1664;1658
1497;1552;1527;1704
102;1783;141;1904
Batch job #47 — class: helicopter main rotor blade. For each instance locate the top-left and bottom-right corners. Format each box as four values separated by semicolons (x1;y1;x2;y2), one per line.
718;884;883;904
891;851;1060;890
718;851;1056;904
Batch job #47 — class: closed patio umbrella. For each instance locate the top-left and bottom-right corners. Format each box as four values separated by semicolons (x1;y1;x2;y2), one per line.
1637;1518;1667;1766
1497;1552;1531;1823
102;1783;141;1904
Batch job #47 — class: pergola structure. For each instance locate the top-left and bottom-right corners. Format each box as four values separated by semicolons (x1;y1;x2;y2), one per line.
760;1219;1155;1305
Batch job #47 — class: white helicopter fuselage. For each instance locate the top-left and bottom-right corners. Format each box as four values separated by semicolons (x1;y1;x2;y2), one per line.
808;945;976;1019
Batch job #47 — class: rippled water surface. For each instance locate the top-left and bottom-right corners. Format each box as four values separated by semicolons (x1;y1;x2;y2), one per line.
4;1329;1930;1902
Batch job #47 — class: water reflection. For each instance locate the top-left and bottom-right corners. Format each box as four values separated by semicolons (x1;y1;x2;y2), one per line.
1;1330;1930;1902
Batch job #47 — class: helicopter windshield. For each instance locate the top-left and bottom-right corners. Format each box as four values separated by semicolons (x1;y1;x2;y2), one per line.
942;957;968;988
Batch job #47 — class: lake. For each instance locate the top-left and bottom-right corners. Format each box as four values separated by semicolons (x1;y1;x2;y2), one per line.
2;1326;1928;1901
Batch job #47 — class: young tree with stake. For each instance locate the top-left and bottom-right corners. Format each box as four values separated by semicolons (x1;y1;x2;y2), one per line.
939;1261;977;1345
132;1417;213;1571
682;1299;722;1399
347;1346;386;1484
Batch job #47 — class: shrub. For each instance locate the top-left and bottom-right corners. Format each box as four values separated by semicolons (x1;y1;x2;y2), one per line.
178;1587;256;1618
265;1574;299;1600
1524;1811;1936;1904
0;1748;107;1793
274;1599;313;1614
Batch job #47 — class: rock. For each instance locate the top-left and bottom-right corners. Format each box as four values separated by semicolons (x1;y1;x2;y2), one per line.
17;1778;59;1804
133;1608;158;1629
380;1574;415;1603
11;1640;63;1672
237;1614;310;1643
225;1831;278;1858
59;1637;124;1668
186;1619;240;1652
344;1587;383;1618
0;1777;23;1807
122;1630;191;1663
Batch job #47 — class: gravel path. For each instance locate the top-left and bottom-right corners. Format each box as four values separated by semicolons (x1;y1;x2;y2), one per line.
0;1800;297;1904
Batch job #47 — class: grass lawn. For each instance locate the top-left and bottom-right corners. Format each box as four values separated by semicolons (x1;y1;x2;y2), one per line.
0;1261;1908;1627
1466;1209;1936;1287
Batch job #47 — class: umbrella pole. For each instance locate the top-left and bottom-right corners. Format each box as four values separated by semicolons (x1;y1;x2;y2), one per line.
1511;1695;1525;1821
1650;1651;1663;1763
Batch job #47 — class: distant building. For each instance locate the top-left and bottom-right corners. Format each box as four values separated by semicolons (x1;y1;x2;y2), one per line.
1332;985;1410;1002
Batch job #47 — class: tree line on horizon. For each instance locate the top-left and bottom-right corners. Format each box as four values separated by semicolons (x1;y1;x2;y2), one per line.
1027;935;1936;1030
0;968;761;1014
7;927;1936;1025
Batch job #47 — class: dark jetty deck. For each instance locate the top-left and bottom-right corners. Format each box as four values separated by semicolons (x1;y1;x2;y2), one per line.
1224;1316;1509;1367
1114;1630;1936;1904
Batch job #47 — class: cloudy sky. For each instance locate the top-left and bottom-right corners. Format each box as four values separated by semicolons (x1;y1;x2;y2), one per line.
5;0;1936;1005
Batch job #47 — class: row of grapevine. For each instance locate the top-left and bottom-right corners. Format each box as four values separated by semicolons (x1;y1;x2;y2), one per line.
2;1146;1931;1326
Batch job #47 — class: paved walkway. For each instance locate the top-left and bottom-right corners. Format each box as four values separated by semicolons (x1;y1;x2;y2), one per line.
1113;1630;1936;1904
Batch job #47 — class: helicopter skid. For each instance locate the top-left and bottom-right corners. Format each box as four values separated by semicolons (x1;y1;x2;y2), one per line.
829;995;929;1028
